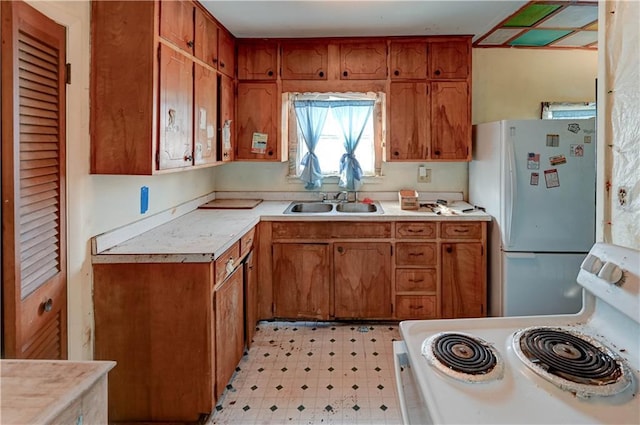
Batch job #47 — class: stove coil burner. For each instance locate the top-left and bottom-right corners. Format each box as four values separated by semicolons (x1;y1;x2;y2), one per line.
422;332;503;383
513;327;633;398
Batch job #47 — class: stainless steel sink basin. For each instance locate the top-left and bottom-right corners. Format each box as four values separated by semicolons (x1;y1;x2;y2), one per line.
285;202;333;213
283;201;383;214
335;202;378;213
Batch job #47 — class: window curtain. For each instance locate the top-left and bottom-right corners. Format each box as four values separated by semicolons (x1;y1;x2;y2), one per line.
293;100;331;189
332;100;375;190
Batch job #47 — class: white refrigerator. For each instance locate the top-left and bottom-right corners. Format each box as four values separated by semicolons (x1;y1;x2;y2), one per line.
469;119;596;317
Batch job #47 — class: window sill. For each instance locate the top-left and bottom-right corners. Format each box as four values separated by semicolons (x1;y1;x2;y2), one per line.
286;175;385;185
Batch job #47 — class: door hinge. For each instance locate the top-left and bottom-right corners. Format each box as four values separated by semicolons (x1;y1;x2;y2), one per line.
65;63;71;85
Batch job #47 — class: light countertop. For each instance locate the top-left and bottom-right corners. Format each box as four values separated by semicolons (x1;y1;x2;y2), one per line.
93;200;490;263
0;360;116;424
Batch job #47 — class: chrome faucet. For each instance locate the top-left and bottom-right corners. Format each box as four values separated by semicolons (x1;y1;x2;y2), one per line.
333;191;349;202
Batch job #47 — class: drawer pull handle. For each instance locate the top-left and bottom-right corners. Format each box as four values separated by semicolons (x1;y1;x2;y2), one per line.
407;229;424;233
453;228;470;233
408;278;424;283
410;305;423;310
409;252;424;256
42;298;53;313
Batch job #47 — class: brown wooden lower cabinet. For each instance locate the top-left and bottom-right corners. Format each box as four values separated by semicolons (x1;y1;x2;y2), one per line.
334;242;392;319
272;243;331;319
215;267;244;400
266;220;486;321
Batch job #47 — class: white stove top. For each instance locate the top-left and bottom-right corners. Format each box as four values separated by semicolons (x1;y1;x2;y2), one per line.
397;243;640;424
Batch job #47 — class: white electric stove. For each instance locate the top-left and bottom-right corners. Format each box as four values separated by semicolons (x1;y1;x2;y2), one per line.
394;242;640;424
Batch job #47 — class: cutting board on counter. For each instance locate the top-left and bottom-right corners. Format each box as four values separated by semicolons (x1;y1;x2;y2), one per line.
198;199;263;209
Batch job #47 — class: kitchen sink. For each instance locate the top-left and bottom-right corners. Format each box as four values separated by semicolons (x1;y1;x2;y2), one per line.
285;202;334;213
335;202;378;213
283;201;383;214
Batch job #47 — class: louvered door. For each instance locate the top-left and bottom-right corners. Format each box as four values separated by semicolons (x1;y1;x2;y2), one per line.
1;1;67;359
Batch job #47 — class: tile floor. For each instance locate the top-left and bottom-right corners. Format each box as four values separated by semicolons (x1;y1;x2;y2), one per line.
209;321;402;424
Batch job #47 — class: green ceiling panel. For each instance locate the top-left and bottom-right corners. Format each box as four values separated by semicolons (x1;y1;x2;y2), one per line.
509;29;573;46
504;4;562;27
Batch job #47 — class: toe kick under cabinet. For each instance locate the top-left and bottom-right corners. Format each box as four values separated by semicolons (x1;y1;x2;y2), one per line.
93;227;256;423
264;220;486;321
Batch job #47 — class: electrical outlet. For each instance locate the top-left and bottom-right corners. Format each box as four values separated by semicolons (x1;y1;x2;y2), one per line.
618;187;628;208
418;166;431;183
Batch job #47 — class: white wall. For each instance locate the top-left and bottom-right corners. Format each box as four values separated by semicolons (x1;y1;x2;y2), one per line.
603;0;640;249
27;1;217;360
472;49;598;124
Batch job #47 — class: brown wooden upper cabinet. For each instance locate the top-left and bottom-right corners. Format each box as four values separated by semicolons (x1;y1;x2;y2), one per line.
236;82;281;161
218;74;235;162
217;26;235;77
281;43;329;80
194;7;218;67
429;39;470;79
388;82;430;160
159;0;195;55
237;41;278;80
91;1;234;174
389;41;427;80
431;81;470;160
339;41;387;80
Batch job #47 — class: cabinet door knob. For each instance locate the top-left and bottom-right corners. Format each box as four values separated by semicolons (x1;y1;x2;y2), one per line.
434;150;441;156
212;57;218;64
42;298;53;313
337;246;344;253
220;62;225;68
434;69;441;76
184;155;193;162
267;70;274;77
318;71;324;78
267;150;273;156
445;246;453;253
187;40;194;49
342;71;348;77
393;151;399;157
394;70;400;76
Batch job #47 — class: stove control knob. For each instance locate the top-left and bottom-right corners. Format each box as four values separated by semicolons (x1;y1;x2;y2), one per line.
598;262;624;285
581;254;603;274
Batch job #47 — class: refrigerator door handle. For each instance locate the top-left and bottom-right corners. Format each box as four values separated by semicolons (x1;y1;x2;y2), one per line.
504;128;517;247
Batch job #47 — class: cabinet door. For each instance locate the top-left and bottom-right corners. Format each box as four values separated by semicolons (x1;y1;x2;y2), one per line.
339;41;387;80
237;41;278;80
236;82;279;160
218;74;234;162
158;44;194;169
194;64;217;166
390;41;426;79
159;0;194;54
272;243;331;319
194;7;217;67
215;267;244;399
281;43;328;80
429;40;470;79
388;82;429;160
431;81;470;160
334;242;391;318
441;242;485;318
217;27;235;77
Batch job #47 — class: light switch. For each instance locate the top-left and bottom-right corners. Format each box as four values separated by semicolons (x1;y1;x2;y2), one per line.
418;166;431;183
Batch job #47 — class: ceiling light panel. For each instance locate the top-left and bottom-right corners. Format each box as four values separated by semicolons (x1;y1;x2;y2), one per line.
537;5;598;28
551;31;598;47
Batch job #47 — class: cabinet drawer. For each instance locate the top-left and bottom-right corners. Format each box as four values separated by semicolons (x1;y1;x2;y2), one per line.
215;241;240;285
272;222;392;239
396;269;436;292
240;227;256;257
395;296;437;319
395;222;436;239
440;222;483;239
395;243;437;267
